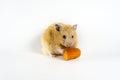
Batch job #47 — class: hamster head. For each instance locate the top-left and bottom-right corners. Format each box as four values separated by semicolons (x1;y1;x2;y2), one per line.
55;23;77;48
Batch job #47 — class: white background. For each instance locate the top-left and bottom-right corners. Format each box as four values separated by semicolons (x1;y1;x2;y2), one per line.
0;0;120;80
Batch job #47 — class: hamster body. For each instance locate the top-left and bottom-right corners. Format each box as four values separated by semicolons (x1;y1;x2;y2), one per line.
41;23;78;57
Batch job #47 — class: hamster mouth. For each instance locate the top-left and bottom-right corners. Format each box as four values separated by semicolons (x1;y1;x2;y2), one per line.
60;45;66;49
60;44;70;49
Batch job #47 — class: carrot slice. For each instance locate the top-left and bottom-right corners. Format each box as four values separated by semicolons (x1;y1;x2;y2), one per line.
63;48;81;60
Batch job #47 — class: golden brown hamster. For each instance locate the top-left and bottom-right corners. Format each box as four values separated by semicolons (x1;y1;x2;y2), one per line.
41;23;78;57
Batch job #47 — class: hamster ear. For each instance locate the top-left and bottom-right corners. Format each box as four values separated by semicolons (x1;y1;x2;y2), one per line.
55;24;61;31
73;24;77;30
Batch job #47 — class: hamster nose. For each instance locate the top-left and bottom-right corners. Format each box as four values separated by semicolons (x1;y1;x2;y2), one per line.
66;43;72;47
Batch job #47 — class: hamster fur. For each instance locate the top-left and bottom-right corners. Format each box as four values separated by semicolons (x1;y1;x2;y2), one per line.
41;23;78;57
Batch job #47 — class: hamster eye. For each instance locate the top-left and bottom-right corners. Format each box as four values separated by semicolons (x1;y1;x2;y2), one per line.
63;35;66;39
72;35;74;38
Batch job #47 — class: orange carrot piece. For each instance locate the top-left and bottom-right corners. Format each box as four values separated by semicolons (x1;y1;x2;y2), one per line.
63;48;81;60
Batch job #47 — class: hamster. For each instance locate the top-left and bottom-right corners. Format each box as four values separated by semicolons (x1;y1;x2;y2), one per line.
41;23;78;57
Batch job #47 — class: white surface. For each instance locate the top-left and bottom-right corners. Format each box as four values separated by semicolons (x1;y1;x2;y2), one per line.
0;0;120;80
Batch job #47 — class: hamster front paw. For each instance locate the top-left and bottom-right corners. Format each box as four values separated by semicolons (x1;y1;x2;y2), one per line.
52;53;63;57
